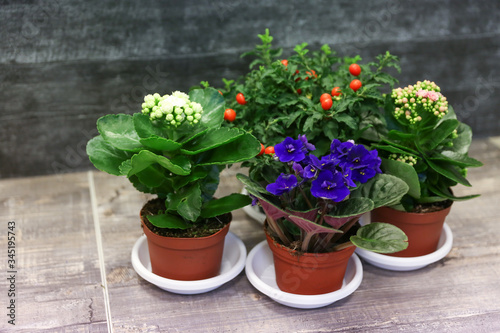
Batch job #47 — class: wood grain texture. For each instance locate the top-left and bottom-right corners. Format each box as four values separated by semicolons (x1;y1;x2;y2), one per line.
0;172;108;332
1;0;500;177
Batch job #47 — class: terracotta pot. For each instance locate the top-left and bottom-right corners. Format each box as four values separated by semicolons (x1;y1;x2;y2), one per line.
140;202;231;281
265;231;355;295
371;205;452;257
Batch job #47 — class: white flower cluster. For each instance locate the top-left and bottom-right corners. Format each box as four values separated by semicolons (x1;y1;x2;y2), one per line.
389;153;418;167
141;91;203;126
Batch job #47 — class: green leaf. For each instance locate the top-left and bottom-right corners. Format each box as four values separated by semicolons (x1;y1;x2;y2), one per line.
189;88;225;129
139;137;182;151
128;150;190;177
97;114;143;152
177;184;202;222
421;119;459;150
200;193;252;218
236;173;269;195
381;158;420;199
86;136;133;176
449;123;473;154
172;168;209;190
427;183;480;201
425;159;471;187
351;222;408;253
328;198;374;217
180;128;245;155
430;151;483;168
197;133;261;166
351;173;409;208
334;113;357;130
135;165;166;188
147;213;191;229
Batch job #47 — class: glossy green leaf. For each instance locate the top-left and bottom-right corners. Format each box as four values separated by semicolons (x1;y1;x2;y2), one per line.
172;168;209;190
351;222;408;253
177;184;202;222
189;88;225;129
200;193;252;218
180;128;245;155
449;123;473;154
139;137;182;151
86;135;133;176
97;114;143;152
426;159;471;187
430;151;483;168
236;173;269;195
197;133;261;166
423;119;459;150
135;165;166;188
351;173;409;208
147;213;191;229
381;158;420;199
128;150;190;177
427;183;480;201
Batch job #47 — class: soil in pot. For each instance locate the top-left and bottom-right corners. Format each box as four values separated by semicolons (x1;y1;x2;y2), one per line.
371;201;452;257
140;198;231;281
265;227;355;295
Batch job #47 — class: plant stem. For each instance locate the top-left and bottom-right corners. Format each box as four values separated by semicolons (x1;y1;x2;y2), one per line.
330;216;359;244
298;186;314;210
266;215;290;247
301;232;314;252
332;241;354;251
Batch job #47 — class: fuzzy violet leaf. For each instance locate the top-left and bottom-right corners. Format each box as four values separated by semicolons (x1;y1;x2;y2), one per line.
350;222;408;253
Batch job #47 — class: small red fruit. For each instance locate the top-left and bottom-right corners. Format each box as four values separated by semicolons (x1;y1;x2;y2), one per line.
321;98;333;110
350;79;362;92
349;64;361;76
218;90;223;95
258;143;265;156
320;93;332;103
305;69;317;80
264;146;275;155
224;108;236;122
281;59;288;67
236;93;246;105
297;88;302;94
331;87;342;96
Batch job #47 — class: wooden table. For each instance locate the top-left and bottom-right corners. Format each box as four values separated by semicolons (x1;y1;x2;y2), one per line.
1;138;499;332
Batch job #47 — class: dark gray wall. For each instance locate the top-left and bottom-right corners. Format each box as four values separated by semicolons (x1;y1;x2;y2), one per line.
1;0;499;178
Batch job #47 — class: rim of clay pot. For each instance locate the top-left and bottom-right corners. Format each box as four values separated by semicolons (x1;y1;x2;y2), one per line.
373;203;452;224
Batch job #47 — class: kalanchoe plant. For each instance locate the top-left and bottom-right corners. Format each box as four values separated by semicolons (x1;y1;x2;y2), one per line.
237;135;409;254
373;80;483;212
210;29;400;184
86;88;261;232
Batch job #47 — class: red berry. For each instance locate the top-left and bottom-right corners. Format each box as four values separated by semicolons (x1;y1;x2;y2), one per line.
349;64;361;76
350;79;362;92
297;88;302;94
224;108;236;122
331;87;342;96
264;146;275;155
305;69;317;80
258;143;265;156
281;59;288;67
236;93;246;105
320;93;331;103
218;90;223;95
321;98;333;110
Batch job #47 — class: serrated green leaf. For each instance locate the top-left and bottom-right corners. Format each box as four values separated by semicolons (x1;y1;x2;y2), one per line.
86;136;133;176
197;133;261;166
180;128;245;155
200;193;252;218
97;114;143;152
334;113;357;129
351;222;408;253
128;150;190;177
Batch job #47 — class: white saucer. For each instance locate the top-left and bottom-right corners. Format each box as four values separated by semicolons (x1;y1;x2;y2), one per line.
355;217;453;271
131;232;246;294
241;188;266;224
245;240;363;309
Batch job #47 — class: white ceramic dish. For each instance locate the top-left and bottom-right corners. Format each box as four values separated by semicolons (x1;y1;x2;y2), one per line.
131;232;246;294
241;188;266;224
355;214;453;271
245;240;363;309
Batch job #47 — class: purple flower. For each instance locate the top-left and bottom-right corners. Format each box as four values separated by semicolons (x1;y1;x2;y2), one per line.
344;146;382;183
275;137;306;163
302;155;322;179
298;134;316;152
266;173;298;196
338;165;357;187
310;170;350;202
330;139;355;158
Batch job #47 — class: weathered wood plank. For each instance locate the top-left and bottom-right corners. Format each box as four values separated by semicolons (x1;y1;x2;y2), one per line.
0;172;107;331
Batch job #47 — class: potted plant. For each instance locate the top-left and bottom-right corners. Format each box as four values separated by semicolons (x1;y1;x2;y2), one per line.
213;29;401;186
86;88;261;281
238;134;409;295
369;80;483;257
